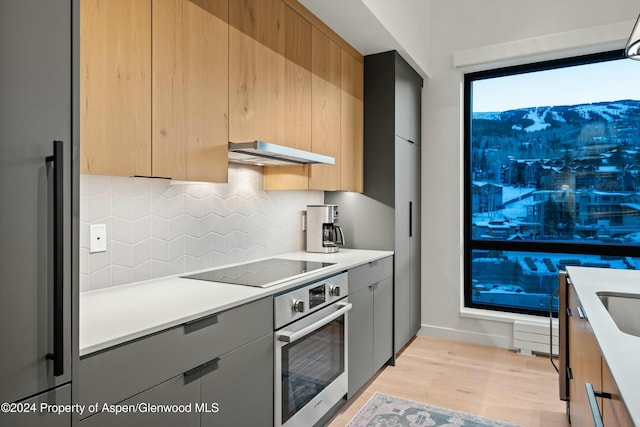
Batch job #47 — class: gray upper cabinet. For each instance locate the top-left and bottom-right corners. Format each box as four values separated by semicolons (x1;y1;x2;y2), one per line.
327;50;422;356
395;56;422;145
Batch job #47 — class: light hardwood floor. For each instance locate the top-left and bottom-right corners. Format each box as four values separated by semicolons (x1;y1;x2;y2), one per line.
328;336;570;427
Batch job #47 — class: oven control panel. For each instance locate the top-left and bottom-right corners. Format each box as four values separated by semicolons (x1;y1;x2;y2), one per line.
274;272;348;329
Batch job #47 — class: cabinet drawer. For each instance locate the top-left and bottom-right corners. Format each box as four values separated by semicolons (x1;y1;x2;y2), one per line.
348;256;393;293
79;297;272;416
80;374;200;427
201;334;273;427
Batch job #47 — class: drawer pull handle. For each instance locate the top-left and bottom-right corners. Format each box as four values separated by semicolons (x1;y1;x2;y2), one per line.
183;314;219;334
585;383;612;427
183;357;221;383
577;306;587;319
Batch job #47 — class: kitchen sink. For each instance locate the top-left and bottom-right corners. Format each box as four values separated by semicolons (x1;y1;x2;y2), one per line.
597;292;640;337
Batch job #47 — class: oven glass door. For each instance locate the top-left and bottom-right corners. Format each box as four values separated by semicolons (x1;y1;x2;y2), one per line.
280;314;345;424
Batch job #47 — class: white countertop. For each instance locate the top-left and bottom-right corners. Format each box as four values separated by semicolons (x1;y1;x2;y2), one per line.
566;266;640;426
80;249;393;356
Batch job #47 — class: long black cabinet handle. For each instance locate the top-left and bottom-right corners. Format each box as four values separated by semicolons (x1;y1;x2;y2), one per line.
46;140;64;377
409;201;413;237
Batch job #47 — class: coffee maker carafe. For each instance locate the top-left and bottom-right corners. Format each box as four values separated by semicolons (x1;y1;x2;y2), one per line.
306;205;345;253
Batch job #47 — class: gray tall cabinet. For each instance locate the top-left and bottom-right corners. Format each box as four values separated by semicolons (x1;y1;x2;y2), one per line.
326;50;423;355
0;1;78;426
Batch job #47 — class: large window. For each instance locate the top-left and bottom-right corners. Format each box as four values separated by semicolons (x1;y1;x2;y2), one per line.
464;50;640;316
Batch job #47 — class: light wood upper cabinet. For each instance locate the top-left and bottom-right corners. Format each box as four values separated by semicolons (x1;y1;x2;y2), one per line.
340;50;364;193
309;27;341;191
152;0;229;182
229;0;285;145
264;5;312;190
81;0;229;182
283;6;312;151
81;0;363;187
80;0;152;176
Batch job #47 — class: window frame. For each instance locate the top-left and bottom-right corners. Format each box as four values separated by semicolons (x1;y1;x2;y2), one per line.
463;49;640;316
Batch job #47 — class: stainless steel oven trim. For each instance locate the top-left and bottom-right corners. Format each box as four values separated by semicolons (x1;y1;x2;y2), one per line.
276;302;351;343
274;272;348;329
274;299;350;427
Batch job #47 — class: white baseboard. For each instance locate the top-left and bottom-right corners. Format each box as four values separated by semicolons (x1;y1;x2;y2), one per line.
417;324;513;350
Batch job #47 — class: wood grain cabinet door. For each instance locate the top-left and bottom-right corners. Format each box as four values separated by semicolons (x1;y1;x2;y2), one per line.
264;5;312;190
80;0;152;176
602;360;634;427
229;0;285;145
309;27;341;191
340;50;364;193
568;285;603;427
152;0;229;183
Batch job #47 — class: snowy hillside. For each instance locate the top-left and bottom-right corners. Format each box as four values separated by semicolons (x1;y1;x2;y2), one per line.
473;99;640;134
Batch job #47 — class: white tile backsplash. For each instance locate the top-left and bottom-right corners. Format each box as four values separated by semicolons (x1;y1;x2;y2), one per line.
79;165;323;292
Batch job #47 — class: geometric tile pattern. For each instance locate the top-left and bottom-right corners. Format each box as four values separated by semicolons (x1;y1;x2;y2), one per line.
80;164;323;292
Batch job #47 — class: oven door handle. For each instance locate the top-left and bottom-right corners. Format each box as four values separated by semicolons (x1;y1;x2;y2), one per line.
276;302;352;344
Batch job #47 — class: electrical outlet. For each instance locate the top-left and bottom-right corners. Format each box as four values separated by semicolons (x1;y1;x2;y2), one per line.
90;224;107;253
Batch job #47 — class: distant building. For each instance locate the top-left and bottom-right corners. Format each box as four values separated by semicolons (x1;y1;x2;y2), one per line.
472;181;503;213
472;220;519;239
575;190;628;226
620;203;640;227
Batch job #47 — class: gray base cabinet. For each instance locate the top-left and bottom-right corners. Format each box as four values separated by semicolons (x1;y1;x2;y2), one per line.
201;334;273;427
1;384;71;427
79;374;200;427
80;334;273;427
373;277;394;369
348;257;393;397
78;297;273;427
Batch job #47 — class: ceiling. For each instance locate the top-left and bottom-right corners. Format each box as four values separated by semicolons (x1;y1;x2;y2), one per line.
298;0;430;78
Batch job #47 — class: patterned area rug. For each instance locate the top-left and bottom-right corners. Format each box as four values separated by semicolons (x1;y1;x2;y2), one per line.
347;392;521;427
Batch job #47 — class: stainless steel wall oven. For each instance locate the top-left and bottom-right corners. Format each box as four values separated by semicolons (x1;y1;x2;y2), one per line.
274;272;350;427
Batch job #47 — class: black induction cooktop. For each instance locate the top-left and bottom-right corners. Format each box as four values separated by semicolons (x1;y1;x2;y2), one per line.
181;258;335;288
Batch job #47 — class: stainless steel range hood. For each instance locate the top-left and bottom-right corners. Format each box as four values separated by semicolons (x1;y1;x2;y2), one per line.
228;141;335;166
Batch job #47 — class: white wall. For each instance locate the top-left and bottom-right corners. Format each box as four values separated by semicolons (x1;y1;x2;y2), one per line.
362;0;431;76
421;0;639;347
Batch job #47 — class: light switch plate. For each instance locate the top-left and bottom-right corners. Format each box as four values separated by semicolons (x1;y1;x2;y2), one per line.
90;224;107;253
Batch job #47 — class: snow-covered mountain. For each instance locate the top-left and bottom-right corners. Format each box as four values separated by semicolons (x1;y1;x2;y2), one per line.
473;100;640;134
